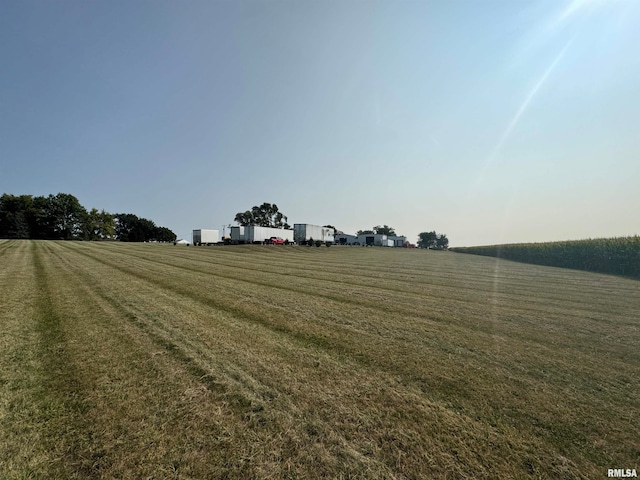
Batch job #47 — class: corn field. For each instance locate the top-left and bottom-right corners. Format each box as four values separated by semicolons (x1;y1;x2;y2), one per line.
450;236;640;278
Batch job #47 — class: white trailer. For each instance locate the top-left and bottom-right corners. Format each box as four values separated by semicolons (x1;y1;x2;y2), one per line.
192;229;219;245
244;226;294;244
293;224;335;244
230;226;245;244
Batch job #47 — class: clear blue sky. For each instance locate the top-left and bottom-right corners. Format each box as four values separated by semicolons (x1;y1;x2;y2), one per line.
1;0;638;246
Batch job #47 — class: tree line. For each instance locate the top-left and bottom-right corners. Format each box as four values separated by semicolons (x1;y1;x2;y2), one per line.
0;193;176;242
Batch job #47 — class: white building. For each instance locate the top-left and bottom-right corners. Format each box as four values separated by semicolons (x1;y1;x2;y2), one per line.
356;233;389;246
354;233;407;247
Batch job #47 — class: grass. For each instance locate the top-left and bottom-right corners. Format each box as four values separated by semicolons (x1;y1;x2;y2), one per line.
0;240;638;478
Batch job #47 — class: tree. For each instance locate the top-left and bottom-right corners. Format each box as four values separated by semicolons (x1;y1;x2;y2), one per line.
234;210;254;226
115;213;138;242
323;224;341;234
99;210;116;240
417;231;437;249
85;208;115;240
153;226;177;242
115;213;152;242
45;193;87;240
30;195;55;239
374;225;396;236
417;231;448;249
356;225;396;236
114;213;176;242
234;202;290;228
436;234;449;250
0;194;32;238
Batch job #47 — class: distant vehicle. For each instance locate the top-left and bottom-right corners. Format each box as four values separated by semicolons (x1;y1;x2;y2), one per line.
268;237;285;245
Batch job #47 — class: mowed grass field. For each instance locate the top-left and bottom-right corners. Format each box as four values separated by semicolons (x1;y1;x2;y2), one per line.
1;240;638;479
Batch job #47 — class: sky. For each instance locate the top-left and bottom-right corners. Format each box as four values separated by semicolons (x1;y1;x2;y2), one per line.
1;0;639;246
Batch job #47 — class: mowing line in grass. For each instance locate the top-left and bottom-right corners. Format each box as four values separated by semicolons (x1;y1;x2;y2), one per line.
32;242;106;478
